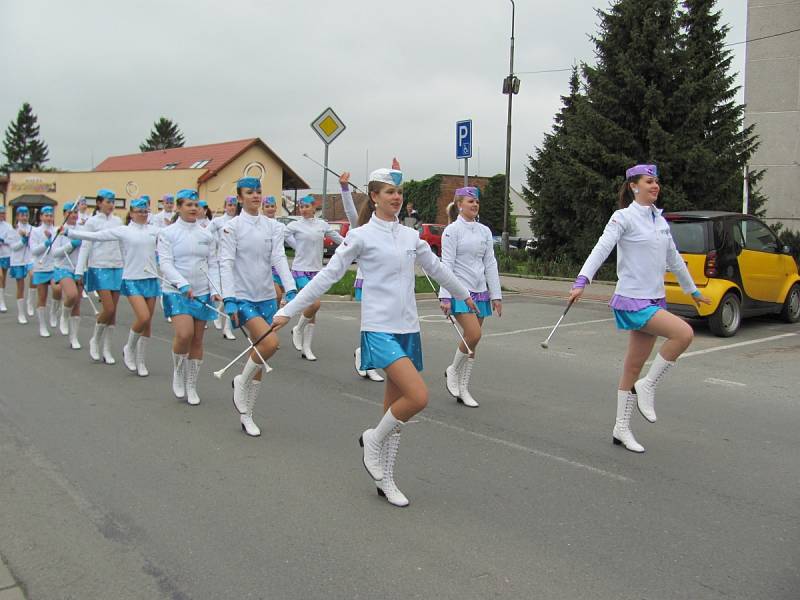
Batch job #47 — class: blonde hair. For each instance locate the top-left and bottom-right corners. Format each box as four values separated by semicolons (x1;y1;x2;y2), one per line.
357;181;388;226
446;200;459;224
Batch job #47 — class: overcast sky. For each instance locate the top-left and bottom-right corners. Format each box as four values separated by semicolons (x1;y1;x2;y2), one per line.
1;0;747;193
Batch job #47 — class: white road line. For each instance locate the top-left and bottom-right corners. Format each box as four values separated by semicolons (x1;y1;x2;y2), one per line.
483;318;614;338
704;378;747;388
678;333;798;360
341;392;632;483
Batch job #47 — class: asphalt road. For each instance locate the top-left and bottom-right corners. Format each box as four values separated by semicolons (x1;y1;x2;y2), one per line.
0;291;798;599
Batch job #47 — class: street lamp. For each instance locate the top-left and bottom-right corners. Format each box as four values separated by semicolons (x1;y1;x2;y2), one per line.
502;0;520;252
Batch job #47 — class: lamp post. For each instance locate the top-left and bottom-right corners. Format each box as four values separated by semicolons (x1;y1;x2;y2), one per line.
502;0;519;252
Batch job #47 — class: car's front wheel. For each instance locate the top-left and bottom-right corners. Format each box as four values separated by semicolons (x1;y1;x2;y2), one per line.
708;291;741;337
779;283;800;323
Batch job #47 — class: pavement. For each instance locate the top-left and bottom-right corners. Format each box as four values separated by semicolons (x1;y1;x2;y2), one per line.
0;275;798;599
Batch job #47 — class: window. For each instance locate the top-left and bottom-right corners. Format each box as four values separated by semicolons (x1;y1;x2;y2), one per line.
667;220;707;254
740;219;779;253
189;160;210;169
162;162;179;170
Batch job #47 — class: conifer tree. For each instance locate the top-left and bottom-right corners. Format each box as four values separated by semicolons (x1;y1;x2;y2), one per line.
140;117;185;152
2;102;50;173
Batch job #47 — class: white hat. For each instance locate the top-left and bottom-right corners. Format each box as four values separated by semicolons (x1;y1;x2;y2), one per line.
369;168;403;186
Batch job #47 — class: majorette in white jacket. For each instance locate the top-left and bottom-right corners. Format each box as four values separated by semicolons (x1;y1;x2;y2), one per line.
67;222;159;281
578;201;697;299
0;221;13;259
149;210;175;229
275;214;471;334
8;224;32;267
156;218;217;295
438;215;502;301
52;232;82;271
75;212;124;275
218;210;295;302
284;217;344;272
29;224;57;272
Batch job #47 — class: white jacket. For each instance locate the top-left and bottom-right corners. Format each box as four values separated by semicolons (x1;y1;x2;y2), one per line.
218;210;295;302
0;221;13;259
149;210;175;229
438;216;502;300
157;218;217;295
578;201;697;298
67;222;159;281
276;214;470;334
52;234;82;271
75;213;124;275
284;217;344;271
8;224;32;267
208;213;234;236
29;224;57;272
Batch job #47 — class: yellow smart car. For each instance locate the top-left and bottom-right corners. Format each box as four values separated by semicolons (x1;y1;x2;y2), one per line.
664;211;800;337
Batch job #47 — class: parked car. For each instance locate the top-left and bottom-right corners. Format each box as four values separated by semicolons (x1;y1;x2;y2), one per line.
418;223;445;256
524;237;538;255
323;221;350;257
664;211;800;337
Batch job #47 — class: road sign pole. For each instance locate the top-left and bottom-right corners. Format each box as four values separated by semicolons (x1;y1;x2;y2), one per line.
322;143;329;218
464;158;468;187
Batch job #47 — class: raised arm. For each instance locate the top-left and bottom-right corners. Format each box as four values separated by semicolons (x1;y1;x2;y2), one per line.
339;172;359;228
66;226;126;243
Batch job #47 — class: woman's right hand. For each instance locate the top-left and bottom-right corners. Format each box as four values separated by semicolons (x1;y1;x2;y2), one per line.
568;287;584;304
339;171;351;188
439;299;451;316
271;315;290;331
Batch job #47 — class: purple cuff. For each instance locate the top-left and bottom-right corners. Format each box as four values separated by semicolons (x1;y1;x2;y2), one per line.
572;275;590;289
354;278;363;289
291;270;318;279
609;295;667;311
341;184;349;192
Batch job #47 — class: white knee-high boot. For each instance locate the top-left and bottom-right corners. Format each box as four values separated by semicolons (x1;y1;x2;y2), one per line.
240;378;263;437
135;337;149;376
292;314;310;351
612;390;645;453
359;408;403;481
102;325;116;364
123;329;140;372
445;348;469;398
457;357;478;407
26;288;35;316
49;300;60;328
634;354;675;423
377;426;409;507
16;298;27;324
0;293;6;313
222;317;236;340
185;359;202;405
59;304;69;335
89;322;106;361
233;357;262;414
36;306;51;338
172;352;188;398
68;316;81;349
301;323;317;361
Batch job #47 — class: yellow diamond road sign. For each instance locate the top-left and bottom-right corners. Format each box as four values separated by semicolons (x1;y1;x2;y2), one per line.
311;107;346;145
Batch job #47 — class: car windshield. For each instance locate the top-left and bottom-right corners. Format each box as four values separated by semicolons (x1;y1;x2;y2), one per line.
329;223;343;232
667;220;707;254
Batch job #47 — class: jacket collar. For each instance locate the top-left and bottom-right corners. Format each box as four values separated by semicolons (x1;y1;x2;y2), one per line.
370;213;400;233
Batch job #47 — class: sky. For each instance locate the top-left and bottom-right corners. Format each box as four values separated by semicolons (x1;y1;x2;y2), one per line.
0;0;748;193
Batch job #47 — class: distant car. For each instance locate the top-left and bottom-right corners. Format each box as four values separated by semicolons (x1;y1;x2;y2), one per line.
323;221;350;257
418;224;445;256
276;216;300;227
664;211;800;337
524;238;538;255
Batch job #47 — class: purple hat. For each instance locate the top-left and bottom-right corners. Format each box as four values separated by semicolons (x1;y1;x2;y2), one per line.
225;195;237;205
262;195;276;206
625;164;658;180
455;186;480;199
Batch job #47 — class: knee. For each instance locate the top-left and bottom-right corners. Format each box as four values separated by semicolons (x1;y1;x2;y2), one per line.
410;388;428;412
676;323;694;348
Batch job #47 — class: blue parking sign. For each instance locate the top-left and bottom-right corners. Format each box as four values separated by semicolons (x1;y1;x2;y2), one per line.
456;119;472;159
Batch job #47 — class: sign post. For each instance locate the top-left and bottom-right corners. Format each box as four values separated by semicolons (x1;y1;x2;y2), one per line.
310;107;346;218
456;119;472;187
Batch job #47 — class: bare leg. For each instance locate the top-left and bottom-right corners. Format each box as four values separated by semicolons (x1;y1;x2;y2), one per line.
382;358;428;421
242;316;280;382
453;313;483;356
188;319;207;360
171;314;194;355
618;330;658;391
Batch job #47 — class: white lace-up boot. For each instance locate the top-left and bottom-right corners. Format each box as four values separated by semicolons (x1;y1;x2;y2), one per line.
359;408;403;481
172;352;188;398
16;298;27;324
377;427;409;507
366;368;384;382
291;315;310;351
457;357;479;407
222;317;236;340
445;348;468;398
634;354;674;423
185;359;201;405
612;390;645;453
354;347;367;377
26;288;35;316
240;379;262;437
49;300;60;328
122;329;140;372
135;337;149;376
301;324;317;361
102;325;116;364
0;293;6;313
89;322;106;361
59;305;69;335
68;316;81;349
36;307;51;337
232;358;262;414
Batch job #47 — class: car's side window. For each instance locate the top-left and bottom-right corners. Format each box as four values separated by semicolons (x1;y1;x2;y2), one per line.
742;219;779;253
732;220;746;251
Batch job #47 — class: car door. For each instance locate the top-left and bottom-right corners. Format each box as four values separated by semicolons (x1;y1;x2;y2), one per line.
733;217;786;303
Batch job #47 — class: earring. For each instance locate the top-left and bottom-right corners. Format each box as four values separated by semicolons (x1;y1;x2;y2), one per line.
633;188;639;194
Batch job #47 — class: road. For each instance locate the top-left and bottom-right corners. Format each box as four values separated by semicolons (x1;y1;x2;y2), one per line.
0;291;798;599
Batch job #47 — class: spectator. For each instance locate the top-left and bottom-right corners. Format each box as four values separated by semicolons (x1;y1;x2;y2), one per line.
403;202;420;229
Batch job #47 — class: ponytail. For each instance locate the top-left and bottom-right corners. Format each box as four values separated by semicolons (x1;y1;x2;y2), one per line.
357;181;385;226
618;176;642;209
446;201;459;224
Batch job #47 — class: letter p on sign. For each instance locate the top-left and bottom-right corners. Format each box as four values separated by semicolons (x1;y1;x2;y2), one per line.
456;119;472;159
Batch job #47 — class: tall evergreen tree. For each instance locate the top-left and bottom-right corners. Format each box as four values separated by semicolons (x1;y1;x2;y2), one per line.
2;102;50;173
478;174;516;236
140;117;185;152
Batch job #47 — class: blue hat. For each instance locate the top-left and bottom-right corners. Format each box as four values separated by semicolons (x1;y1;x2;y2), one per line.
139;194;151;203
162;194;175;202
299;194;315;206
130;198;148;210
198;200;208;208
41;206;54;215
176;189;198;200
63;202;76;212
225;195;238;205
97;189;115;200
455;186;480;199
262;195;276;206
16;205;29;213
237;177;261;190
78;197;87;205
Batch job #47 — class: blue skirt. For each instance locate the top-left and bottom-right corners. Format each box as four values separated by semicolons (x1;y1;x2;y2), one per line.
354;287;363;302
233;298;278;326
85;267;123;292
0;257;9;269
360;331;423;372
9;264;29;279
121;277;162;298
613;305;662;331
53;268;79;283
162;292;217;321
272;273;282;286
451;298;492;318
31;271;53;285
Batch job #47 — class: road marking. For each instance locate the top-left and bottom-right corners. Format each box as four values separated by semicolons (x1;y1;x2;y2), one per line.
704;378;747;388
678;333;798;360
341;392;632;483
483;318;614;338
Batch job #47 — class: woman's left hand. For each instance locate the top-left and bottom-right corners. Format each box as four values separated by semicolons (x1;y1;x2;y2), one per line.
211;294;222;303
271;315;290;331
693;293;712;306
464;297;479;314
492;299;502;317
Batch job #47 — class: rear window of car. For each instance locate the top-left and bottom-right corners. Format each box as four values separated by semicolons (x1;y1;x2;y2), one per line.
329;223;343;232
667;220;708;254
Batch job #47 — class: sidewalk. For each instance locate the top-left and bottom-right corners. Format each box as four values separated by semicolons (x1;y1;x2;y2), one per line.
0;556;25;600
499;273;615;303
